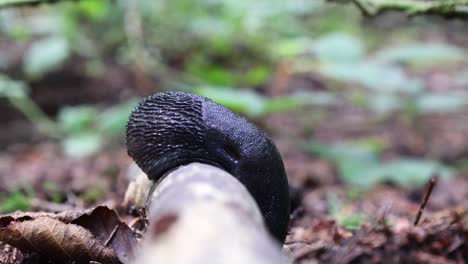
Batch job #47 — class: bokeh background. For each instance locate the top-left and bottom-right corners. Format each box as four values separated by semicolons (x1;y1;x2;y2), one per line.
1;0;468;238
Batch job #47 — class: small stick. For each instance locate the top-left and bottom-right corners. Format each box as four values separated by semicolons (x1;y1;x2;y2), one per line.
414;176;437;226
104;225;119;246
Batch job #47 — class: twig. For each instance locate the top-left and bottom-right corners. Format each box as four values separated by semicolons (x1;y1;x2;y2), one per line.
414;176;437;226
0;0;71;9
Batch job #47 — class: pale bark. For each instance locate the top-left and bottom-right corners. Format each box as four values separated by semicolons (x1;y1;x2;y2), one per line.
132;163;289;264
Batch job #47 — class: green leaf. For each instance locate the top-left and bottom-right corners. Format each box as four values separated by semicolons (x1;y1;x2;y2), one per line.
58;106;98;133
375;43;466;65
328;194;364;230
338;159;380;187
305;141;453;188
78;0;109;20
274;38;312;57
196;87;333;117
97;99;139;135
0;191;32;213
23;37;70;78
0;75;27;98
43;181;62;203
244;66;271;86
264;91;337;113
311;32;364;64
416;93;468;113
80;185;106;204
264;96;303;113
188;59;237;86
368;93;402;114
306;141;380;163
196;87;267;117
362;159;453;187
296;91;337;105
62;132;103;158
340;214;363;230
307;141;381;187
321;62;423;94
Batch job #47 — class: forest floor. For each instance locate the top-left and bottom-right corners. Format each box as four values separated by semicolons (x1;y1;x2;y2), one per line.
1;66;468;263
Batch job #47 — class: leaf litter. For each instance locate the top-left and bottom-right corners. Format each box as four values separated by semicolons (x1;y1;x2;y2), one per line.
0;206;137;264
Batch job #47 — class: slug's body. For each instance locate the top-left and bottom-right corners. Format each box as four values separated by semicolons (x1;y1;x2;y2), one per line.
126;91;290;243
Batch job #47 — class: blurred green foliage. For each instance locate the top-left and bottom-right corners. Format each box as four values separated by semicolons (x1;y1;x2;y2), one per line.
0;74;60;137
42;181;63;203
1;0;467;189
57;99;138;157
328;194;364;230
0;190;32;213
195;87;336;117
80;185;106;204
306;140;454;188
0;75;138;157
24;36;70;78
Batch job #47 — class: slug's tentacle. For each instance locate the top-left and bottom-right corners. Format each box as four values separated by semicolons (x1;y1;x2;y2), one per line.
126;91;290;243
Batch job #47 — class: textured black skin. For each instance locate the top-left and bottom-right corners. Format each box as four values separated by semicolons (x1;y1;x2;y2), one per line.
126;91;290;243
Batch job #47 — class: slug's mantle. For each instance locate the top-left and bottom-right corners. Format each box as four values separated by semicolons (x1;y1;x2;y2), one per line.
126;91;290;243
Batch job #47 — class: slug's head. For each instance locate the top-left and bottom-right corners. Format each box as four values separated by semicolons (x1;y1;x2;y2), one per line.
126;91;290;243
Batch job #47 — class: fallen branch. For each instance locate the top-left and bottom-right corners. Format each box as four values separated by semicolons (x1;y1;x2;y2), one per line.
331;0;468;17
133;163;288;264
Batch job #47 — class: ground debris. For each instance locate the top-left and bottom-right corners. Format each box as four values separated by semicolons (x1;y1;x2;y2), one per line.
287;207;468;263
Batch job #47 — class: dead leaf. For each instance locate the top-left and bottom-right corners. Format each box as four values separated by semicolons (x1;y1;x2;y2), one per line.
0;216;118;263
73;206;138;263
0;206;137;264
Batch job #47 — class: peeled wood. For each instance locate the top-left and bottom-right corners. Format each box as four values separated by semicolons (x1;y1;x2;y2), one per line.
133;163;288;264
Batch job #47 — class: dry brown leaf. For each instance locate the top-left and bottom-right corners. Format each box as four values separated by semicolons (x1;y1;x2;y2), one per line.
0;210;82;223
0;216;119;263
0;206;137;264
72;206;138;263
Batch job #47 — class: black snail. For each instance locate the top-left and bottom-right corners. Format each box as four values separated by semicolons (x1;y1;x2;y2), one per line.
126;91;290;243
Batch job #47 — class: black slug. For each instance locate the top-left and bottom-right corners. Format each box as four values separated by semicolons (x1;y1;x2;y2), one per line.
126;91;290;243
